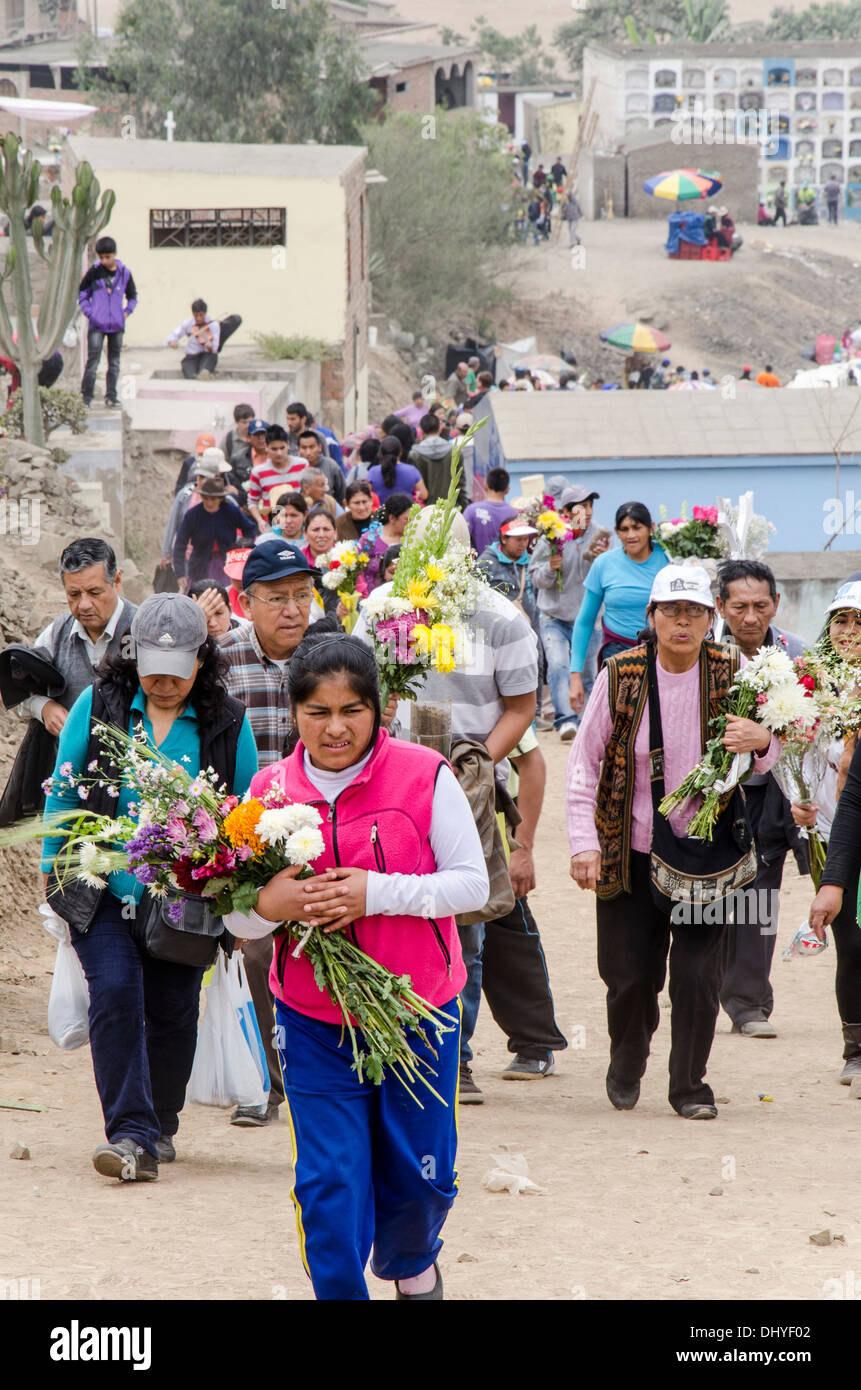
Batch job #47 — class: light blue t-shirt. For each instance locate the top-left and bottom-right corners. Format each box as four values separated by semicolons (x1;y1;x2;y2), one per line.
570;543;668;670
41;684;258;903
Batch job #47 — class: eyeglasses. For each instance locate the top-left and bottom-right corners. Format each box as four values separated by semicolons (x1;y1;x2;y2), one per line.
654;602;711;619
246;588;315;611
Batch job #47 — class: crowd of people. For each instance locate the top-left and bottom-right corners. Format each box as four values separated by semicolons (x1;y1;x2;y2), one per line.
4;370;861;1303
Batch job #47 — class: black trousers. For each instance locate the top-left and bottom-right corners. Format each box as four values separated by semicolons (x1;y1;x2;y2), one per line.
719;853;785;1025
482;898;567;1058
829;863;861;1024
182;351;218;378
596;852;725;1112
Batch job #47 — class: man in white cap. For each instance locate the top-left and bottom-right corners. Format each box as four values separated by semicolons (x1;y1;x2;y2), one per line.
529;484;608;741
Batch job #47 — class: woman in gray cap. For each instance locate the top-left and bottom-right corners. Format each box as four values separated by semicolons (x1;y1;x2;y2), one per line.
41;593;258;1181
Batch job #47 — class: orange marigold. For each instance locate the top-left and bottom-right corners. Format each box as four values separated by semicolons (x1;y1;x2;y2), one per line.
222;798;267;855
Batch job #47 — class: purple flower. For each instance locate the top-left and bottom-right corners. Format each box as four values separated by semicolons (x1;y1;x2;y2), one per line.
77;786;89;800
166;900;184;924
134;864;159;885
59;761;73;777
41;777;54;795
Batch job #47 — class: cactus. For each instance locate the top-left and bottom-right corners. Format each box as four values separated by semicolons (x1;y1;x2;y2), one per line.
0;134;115;445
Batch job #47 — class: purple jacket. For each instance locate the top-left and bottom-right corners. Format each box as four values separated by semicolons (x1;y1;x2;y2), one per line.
78;260;137;333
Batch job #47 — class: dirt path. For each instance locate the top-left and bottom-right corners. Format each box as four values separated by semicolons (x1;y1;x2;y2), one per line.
2;731;858;1302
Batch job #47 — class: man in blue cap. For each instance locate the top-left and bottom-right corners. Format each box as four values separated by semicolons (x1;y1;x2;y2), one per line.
219;538;322;1125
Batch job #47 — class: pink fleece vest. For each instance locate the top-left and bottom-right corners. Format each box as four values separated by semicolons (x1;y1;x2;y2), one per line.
249;730;466;1024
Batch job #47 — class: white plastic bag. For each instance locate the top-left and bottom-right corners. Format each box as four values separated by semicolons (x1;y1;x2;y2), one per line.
40;904;90;1051
224;952;269;1096
188;953;268;1108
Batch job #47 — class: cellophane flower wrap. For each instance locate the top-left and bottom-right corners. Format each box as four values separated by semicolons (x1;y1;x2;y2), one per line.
3;724;455;1105
362;420;490;701
657;645;807;841
318;538;371;632
657;502;730;562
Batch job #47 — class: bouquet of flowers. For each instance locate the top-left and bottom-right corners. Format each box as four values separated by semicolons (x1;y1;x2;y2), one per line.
518;499;574;591
319;539;370;633
3;726;454;1105
716;491;777;560
361;425;488;701
658;645;817;840
657;503;730;562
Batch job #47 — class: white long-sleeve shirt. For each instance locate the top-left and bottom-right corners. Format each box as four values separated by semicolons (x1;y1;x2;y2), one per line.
18;599;126;724
225;749;489;940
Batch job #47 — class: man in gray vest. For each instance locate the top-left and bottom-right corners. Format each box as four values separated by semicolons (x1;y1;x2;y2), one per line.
18;538;137;734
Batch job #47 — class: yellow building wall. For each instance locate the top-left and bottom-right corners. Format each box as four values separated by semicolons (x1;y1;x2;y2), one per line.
535;100;583;160
95;168;348;348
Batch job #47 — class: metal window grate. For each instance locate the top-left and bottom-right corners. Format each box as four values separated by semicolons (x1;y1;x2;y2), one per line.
149;208;286;249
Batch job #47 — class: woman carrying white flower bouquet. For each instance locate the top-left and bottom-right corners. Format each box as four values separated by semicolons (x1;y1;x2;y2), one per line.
803;583;861;1082
226;627;488;1300
567;566;780;1120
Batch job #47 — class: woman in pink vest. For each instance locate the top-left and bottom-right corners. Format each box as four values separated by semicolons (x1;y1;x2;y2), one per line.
226;627;488;1300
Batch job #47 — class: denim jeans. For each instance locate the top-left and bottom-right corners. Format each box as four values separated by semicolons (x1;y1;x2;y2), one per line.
71;893;205;1155
541;615;600;728
81;326;123;402
182;351;219;378
457;921;485;1063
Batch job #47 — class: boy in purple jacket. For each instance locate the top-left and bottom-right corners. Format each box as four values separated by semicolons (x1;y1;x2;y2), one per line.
78;236;138;408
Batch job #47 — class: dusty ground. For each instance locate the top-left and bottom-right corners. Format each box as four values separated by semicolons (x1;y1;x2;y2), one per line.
1;730;858;1303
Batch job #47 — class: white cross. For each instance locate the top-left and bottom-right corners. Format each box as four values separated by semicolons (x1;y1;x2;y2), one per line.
164;110;176;142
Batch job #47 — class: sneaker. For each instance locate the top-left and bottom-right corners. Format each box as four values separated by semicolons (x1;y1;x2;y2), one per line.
458;1061;484;1104
395;1262;443;1300
230;1102;270;1127
558;722;578;742
606;1067;640;1110
155;1135;176;1163
502;1052;556;1080
678;1103;718;1120
533;716;554;732
105;398;120;408
733;1020;778;1038
92;1137;158;1181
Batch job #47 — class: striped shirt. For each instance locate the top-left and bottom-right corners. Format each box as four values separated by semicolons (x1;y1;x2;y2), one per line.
246;458;306;512
354;584;538;746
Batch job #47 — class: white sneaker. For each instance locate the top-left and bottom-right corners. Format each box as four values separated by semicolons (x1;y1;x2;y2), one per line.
558;722;577;742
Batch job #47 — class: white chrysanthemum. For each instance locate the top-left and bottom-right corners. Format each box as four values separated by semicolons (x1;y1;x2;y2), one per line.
284;826;326;867
76;845;108;889
740;646;797;692
364;593;415;621
758;681;818;733
256;808;300;846
321;570;343;590
279;804;323;833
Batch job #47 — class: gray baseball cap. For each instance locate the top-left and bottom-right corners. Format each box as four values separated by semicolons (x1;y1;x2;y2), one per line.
561;484;600;508
131;593;208;679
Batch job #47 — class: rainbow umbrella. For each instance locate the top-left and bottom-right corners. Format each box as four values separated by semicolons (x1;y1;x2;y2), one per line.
643;168;723;201
599;322;671;353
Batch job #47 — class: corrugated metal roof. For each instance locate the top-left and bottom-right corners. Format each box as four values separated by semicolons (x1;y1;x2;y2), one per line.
490;389;861;461
66;136;365;180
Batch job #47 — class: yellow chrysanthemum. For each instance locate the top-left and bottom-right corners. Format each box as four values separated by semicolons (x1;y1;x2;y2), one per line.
407;577;431;609
411;623;431;656
223;798;267;855
340;551;358;569
425;561;444;583
357;553;370;566
431;624;457;672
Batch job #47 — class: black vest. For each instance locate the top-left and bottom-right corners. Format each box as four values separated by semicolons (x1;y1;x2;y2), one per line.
47;677;246;934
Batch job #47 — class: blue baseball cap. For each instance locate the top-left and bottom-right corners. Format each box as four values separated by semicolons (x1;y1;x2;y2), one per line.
247;417;269;436
241;539;319;588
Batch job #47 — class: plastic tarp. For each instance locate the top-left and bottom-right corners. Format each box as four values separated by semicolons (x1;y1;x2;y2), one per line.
665;211;708;254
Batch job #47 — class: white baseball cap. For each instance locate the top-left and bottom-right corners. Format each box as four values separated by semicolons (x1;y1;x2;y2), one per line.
826;580;861;614
650;564;714;609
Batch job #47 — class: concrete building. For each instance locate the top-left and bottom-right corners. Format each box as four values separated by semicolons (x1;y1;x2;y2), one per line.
469;388;861;557
62;136;370;434
584;40;861;219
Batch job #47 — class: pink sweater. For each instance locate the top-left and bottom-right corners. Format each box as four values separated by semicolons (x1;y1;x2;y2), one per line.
566;656;780;855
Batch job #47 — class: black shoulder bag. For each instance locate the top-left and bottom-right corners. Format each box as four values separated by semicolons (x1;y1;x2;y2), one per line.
647;644;757;914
